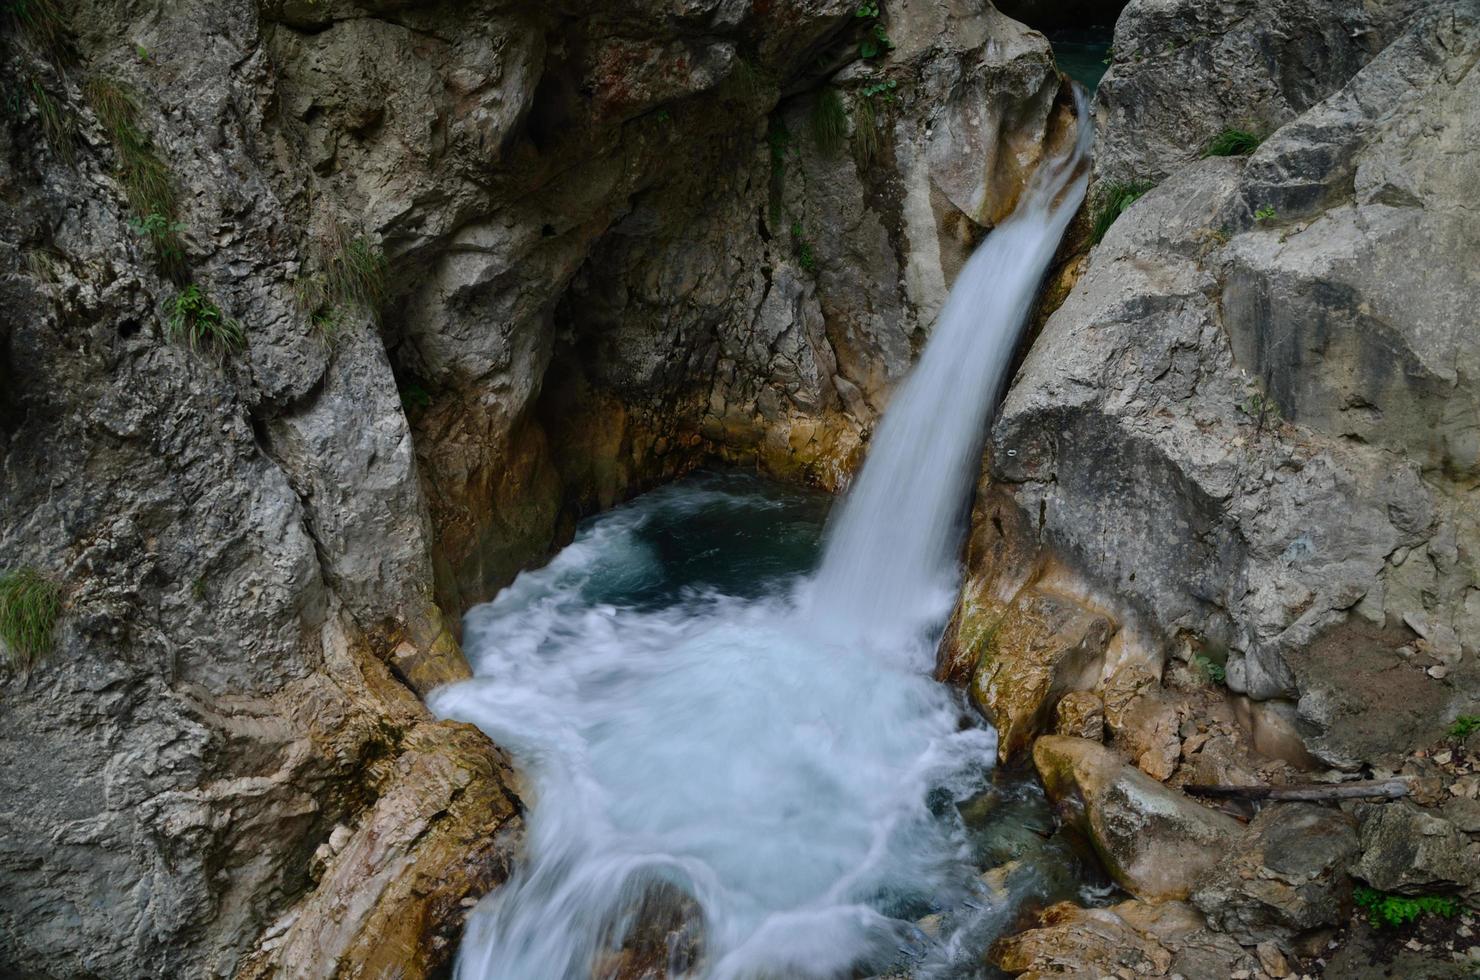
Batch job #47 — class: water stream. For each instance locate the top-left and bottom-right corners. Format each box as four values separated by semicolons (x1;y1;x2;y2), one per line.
432;99;1095;979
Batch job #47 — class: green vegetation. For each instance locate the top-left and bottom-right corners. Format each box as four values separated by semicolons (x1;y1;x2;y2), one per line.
1241;389;1282;432
167;284;245;353
5;0;70;65
1193;654;1226;686
767;117;791;226
811;87;847;157
853;97;881;165
854;1;893;60
1354;887;1460;929
295;227;388;337
1254;205;1277;222
85;77;185;279
1089;179;1155;244
399;382;433;412
1448;715;1480;740
654;108;671;124
1204;128;1261;158
0;567;62;670
790;222;817;273
28;76;75;161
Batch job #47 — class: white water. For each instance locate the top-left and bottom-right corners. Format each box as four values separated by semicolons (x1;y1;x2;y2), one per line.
431;104;1090;980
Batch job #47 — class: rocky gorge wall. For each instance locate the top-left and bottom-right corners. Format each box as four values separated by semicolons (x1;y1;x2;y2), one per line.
1;0;1078;976
948;0;1480;975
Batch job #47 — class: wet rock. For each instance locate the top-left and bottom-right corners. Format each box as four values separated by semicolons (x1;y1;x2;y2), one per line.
1033;736;1242;901
991;899;1259;979
969;590;1114;763
1353;802;1480;895
1191;803;1359;944
1054;690;1105;742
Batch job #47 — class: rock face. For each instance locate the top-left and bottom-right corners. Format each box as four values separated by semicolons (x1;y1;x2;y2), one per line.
1033;736;1241;901
985;0;1480;770
991;899;1259;980
1191;802;1359;945
1;0;1078;975
1353;801;1480;897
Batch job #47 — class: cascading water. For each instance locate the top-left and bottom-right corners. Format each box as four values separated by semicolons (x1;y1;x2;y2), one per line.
431;99;1092;980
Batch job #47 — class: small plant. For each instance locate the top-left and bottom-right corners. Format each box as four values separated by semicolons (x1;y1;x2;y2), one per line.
86;76;185;279
5;0;70;65
135;44;150;62
1089;179;1155;244
1354;887;1460;929
1241;389;1282;432
859;22;893;59
167;284;245;353
130;210;185;267
654;108;671;124
0;567;62;670
855;1;879;15
811;87;847;157
27;76;75;162
790;222;817;272
1204;128;1261;158
1448;715;1480;740
296;226;388;332
1192;654;1226;686
860;78;898;101
1254;205;1277;222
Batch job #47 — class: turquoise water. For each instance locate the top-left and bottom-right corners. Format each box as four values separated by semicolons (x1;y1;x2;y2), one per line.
1049;30;1113;91
435;472;1112;979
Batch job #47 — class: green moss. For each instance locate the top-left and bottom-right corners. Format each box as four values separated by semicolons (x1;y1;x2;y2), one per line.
0;567;62;670
167;284;245;354
1354;887;1460;929
767;117;791;227
790;222;817;273
811;87;847;157
85;76;185;280
1090;179;1156;245
1204;128;1262;158
1192;654;1226;685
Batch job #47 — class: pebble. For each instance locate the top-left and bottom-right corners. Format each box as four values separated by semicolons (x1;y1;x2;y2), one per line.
1435;750;1453;765
1428;664;1450;679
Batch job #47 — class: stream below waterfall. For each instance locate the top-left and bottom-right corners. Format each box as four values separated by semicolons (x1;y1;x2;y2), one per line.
431;96;1105;979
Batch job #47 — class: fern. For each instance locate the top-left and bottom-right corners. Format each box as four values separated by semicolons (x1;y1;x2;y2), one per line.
1354;887;1460;929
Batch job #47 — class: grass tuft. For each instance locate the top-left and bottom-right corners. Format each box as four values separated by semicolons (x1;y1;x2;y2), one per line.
0;567;62;670
85;76;185;279
27;75;75;162
295;226;388;336
167;284;245;354
1089;179;1155;244
811;87;847;157
1204;128;1262;158
852;96;881;165
5;0;70;65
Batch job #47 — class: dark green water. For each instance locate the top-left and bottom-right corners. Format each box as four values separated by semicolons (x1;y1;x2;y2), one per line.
1048;29;1114;91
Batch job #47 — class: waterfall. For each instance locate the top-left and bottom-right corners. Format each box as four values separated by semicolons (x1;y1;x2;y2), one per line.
809;102;1091;644
431;100;1091;980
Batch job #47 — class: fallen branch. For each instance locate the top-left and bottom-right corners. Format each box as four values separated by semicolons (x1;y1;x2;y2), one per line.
1183;778;1410;802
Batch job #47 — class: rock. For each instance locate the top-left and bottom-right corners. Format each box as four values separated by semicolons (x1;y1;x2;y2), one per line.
1055;690;1106;741
1256;940;1292;978
1095;0;1426;183
1033;736;1242;901
1353;802;1480;895
991;899;1259;979
1116;692;1182;781
989;1;1480;772
970;589;1114;762
1192;803;1359;944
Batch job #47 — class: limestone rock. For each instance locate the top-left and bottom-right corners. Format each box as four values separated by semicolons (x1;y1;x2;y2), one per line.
969;589;1114;763
991;899;1259;979
990;2;1480;770
1192;803;1359;944
1054;690;1105;741
1033;736;1242;901
1354;802;1480;896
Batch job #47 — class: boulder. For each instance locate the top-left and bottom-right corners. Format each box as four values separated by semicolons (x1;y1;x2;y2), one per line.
1353;802;1480;896
1033;736;1242;900
1191;802;1359;944
991;899;1259;979
970;590;1114;762
1054;690;1105;741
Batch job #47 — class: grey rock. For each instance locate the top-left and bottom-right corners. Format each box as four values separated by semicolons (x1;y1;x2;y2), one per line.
1354;801;1480;895
1192;803;1359;944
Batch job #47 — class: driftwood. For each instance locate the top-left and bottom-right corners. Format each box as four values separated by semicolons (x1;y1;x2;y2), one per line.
1183;778;1410;802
